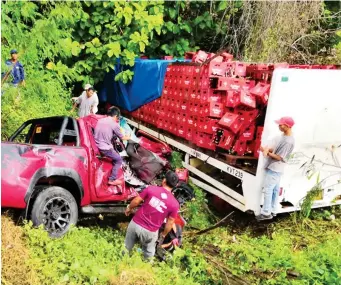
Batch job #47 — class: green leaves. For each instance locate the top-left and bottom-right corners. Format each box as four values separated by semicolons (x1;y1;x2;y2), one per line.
169;8;177;19
217;1;228;12
114;70;134;84
107;42;121;58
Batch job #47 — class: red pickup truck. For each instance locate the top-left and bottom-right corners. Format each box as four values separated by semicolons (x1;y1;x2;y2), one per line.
1;115;192;237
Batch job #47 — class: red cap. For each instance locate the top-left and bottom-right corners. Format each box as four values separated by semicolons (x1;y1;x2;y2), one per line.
275;116;295;128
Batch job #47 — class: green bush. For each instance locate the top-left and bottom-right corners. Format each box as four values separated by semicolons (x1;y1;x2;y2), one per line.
23;222;219;285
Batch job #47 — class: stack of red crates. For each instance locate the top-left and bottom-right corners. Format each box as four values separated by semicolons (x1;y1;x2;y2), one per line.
129;50;338;157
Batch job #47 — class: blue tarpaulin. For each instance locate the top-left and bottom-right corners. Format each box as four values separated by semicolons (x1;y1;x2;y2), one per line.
98;59;189;111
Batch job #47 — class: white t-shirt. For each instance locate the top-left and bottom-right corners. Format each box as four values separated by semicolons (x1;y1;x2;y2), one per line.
76;91;99;118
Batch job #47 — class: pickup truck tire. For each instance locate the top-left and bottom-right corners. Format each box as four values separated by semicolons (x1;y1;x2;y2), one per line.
31;186;78;238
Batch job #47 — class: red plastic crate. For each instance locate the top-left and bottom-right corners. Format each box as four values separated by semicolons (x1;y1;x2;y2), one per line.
232;140;247;155
188;90;197;102
174;100;181;112
156;118;165;129
242;80;256;91
216;77;244;91
193;50;208;63
195;132;216;150
183;76;194;89
198;77;210;90
209;90;224;103
208;62;227;77
217;130;235;150
175;112;182;124
199;89;209;103
236;109;259;124
238;124;256;141
169;122;178;135
199;118;219;135
238;90;256;109
218;112;239;129
179;112;188;126
177;124;186;138
189;102;200;116
256;126;263;139
184;66;194;76
253;138;262;158
233;62;247;77
193;66;209;78
225;91;239;108
179;100;188;112
209;102;224;118
198;103;210;117
185;127;194;141
250;82;270;105
164;119;171;132
187;115;198;129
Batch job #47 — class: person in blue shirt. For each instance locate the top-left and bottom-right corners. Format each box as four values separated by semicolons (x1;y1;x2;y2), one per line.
2;49;26;87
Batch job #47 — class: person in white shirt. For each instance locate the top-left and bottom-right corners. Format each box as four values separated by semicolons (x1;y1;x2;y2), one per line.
71;84;99;118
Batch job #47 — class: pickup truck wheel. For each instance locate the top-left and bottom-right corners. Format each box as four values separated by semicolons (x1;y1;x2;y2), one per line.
31;186;78;238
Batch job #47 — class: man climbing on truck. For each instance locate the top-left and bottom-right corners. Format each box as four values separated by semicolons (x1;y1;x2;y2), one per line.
257;116;295;221
124;170;180;259
94;106;130;186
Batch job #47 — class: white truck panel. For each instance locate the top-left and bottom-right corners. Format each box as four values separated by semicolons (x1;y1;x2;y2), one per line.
253;69;341;214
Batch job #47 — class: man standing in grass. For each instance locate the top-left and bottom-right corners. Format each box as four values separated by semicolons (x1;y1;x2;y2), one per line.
257;116;295;221
124;171;180;259
71;84;99;118
2;49;25;87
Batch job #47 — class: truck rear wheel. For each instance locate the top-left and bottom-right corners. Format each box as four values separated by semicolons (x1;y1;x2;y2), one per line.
31;186;78;238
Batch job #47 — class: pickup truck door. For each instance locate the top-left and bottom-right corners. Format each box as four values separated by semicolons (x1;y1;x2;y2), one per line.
85;124;129;202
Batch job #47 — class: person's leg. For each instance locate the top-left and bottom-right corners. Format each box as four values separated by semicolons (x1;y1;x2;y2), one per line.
271;177;281;215
260;170;279;217
139;228;158;260
124;220;139;253
100;148;123;182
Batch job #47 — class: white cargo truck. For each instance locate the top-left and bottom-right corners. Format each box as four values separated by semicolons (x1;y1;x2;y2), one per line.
126;68;341;215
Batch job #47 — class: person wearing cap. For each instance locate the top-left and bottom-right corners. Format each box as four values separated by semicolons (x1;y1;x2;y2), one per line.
257;116;295;221
71;84;99;118
2;49;25;87
124;171;180;259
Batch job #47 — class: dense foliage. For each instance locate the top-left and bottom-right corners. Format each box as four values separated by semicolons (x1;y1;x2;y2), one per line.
1;1;340;138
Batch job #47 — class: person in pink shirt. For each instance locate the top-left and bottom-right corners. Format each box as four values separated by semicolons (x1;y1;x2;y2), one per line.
124;171;180;259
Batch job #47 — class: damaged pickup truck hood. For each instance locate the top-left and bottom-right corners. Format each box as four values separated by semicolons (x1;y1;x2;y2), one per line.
1;142;88;208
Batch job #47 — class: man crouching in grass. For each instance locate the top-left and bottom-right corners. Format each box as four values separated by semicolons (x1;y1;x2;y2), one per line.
124;171;180;259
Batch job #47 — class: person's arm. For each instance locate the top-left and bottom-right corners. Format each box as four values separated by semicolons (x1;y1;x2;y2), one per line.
20;63;25;87
266;152;282;161
113;124;130;141
159;217;175;239
125;187;149;216
71;102;78;113
125;196;144;216
71;96;81;112
90;95;99;114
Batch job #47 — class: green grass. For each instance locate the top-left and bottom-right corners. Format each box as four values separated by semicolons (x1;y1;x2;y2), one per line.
3;194;341;285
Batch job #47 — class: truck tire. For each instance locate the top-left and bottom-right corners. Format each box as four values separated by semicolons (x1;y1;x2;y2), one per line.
31;186;78;238
172;182;195;207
